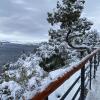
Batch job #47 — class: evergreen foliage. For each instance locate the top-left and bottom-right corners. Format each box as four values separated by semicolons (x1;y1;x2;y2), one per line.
47;0;93;49
83;30;99;47
39;0;93;71
39;53;67;72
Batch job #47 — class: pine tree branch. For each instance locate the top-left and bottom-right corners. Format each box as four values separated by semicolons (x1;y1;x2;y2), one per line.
66;29;91;53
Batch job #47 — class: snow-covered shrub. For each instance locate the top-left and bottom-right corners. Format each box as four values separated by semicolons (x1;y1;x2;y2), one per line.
2;63;10;72
37;42;71;72
83;30;99;48
40;53;65;72
0;51;49;99
0;86;13;100
0;41;73;99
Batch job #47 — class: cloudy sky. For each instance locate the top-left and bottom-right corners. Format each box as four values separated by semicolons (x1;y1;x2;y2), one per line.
0;0;100;43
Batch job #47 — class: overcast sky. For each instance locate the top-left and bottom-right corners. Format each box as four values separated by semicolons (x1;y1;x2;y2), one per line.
0;0;100;43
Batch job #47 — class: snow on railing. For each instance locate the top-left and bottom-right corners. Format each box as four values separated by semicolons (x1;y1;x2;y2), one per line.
31;48;100;100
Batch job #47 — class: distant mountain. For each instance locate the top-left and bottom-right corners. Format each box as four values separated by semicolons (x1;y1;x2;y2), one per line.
0;42;39;67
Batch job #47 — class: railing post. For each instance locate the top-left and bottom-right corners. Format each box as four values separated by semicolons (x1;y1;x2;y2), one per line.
44;97;48;100
81;66;85;100
98;52;100;66
94;54;96;78
96;54;98;71
89;58;92;90
80;51;85;100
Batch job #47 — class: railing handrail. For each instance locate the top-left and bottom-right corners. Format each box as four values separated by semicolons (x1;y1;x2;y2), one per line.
32;48;100;100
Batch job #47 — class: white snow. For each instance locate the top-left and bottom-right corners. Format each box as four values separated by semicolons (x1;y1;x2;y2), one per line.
0;81;21;99
0;40;99;100
0;55;80;100
86;65;100;100
49;70;80;100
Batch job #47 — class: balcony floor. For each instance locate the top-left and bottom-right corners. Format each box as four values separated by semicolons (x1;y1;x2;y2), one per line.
86;65;100;100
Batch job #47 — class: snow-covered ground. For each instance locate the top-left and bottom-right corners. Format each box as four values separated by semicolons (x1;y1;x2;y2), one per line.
86;65;100;100
49;69;80;100
0;42;98;100
0;52;80;100
0;49;91;100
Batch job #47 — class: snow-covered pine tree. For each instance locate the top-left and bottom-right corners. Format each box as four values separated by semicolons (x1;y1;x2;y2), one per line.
39;0;93;71
47;0;93;51
83;30;99;48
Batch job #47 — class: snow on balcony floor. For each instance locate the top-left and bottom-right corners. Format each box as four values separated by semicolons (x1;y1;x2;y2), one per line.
86;65;100;100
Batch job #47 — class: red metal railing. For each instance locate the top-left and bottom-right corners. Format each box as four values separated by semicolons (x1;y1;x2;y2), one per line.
31;48;100;100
